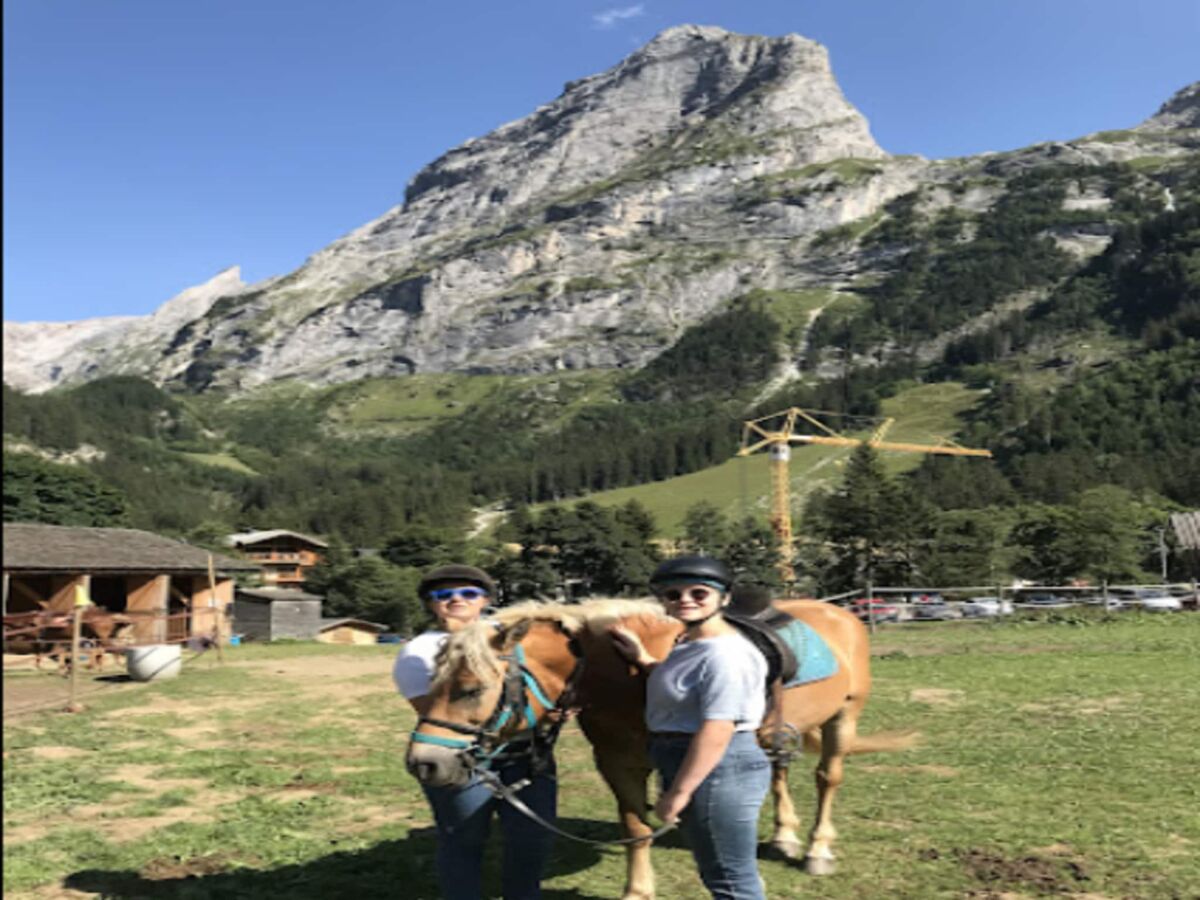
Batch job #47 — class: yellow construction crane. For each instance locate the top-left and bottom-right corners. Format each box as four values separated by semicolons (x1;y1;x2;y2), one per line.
738;407;992;583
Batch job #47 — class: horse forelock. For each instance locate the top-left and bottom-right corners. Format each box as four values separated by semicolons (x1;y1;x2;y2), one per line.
432;621;504;688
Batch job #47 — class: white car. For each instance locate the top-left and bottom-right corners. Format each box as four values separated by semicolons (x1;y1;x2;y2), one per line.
960;596;1013;618
1138;592;1182;612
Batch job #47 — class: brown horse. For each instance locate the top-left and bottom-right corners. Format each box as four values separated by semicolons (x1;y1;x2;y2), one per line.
7;606;133;673
407;598;914;900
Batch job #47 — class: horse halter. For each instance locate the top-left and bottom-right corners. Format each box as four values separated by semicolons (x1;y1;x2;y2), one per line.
411;642;581;772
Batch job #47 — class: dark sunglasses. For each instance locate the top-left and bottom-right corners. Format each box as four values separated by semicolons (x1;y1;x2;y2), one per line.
658;586;716;603
427;586;489;602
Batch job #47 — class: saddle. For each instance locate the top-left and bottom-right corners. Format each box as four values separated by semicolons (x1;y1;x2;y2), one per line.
724;586;799;689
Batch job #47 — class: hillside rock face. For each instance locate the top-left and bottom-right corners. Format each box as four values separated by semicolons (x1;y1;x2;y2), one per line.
3;28;1195;394
1138;81;1200;131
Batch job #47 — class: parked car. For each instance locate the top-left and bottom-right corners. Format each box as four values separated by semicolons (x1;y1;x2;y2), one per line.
1082;594;1127;610
911;593;945;605
911;602;959;621
1135;590;1182;612
1015;592;1072;609
960;596;1013;618
849;598;900;623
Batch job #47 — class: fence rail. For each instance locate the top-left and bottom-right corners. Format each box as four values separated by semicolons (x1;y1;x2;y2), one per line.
817;581;1199;631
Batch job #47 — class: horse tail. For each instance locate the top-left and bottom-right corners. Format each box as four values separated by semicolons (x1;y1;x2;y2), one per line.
802;729;920;756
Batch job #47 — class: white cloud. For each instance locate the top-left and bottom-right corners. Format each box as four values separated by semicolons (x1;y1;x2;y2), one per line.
593;4;645;29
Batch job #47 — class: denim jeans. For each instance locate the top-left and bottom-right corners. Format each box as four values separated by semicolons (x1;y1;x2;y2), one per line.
421;757;556;900
650;731;771;900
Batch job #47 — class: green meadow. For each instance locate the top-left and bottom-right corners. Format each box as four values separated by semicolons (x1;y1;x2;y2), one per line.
5;612;1198;898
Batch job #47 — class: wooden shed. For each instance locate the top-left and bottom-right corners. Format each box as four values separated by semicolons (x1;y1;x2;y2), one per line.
2;522;259;644
317;618;386;645
233;587;323;641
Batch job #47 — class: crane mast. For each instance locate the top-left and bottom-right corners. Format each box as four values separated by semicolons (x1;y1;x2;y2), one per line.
738;407;992;583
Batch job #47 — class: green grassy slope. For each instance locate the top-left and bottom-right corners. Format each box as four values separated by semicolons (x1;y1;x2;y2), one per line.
563;381;986;535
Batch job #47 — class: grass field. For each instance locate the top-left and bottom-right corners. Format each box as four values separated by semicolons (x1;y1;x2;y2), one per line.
4;613;1198;899
573;381;986;535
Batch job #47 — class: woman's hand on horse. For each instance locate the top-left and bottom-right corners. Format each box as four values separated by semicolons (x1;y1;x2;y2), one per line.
654;788;689;825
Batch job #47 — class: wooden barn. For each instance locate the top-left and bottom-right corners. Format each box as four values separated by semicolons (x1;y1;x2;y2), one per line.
226;530;327;588
317;618;386;645
233;587;323;641
2;523;259;644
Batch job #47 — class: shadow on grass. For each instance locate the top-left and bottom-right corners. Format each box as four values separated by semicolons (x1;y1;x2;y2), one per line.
63;818;657;899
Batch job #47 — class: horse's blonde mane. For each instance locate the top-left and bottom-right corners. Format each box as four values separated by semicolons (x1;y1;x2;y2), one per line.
432;598;670;687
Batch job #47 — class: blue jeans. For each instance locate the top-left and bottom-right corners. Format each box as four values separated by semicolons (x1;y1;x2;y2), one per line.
650;731;771;900
421;757;556;900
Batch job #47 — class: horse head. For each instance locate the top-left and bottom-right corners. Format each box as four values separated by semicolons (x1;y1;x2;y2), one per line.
406;616;580;788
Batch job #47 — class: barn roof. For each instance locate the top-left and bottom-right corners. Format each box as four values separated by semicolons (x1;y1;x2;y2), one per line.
1170;511;1200;551
2;523;259;574
226;529;328;549
236;587;324;603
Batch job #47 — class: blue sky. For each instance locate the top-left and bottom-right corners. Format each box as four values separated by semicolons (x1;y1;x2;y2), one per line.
4;1;1197;322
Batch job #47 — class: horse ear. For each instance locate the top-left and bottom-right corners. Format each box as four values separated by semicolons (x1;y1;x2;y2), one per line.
552;619;582;637
498;619;532;650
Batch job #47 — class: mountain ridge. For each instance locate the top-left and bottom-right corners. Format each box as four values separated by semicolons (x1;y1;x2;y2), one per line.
4;26;1196;395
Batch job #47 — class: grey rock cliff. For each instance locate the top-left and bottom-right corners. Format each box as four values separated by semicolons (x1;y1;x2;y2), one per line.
3;33;1195;395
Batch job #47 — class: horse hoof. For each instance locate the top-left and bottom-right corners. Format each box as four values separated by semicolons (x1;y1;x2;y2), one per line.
805;856;837;876
774;839;803;859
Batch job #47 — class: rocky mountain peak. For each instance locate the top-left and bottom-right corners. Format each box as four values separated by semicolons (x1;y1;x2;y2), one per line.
1137;81;1200;131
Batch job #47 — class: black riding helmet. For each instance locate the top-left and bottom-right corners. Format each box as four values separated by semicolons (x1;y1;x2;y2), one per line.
649;555;733;593
418;564;496;600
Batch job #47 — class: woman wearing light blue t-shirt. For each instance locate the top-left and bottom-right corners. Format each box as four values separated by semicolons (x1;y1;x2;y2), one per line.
609;556;771;900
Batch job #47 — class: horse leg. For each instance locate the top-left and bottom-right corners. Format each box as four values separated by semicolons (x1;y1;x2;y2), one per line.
595;752;656;900
805;710;856;875
769;762;804;858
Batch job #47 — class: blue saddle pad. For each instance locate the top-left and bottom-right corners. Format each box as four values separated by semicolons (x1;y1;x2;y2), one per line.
778;619;839;686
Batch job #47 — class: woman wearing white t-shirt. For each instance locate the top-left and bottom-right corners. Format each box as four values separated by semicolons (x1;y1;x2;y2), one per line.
393;564;556;900
609;556;771;900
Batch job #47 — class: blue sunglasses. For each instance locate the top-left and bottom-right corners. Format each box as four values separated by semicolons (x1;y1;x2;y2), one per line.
427;586;489;602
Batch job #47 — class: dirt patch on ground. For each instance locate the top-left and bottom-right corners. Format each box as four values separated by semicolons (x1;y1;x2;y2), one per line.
103;693;269;721
163;724;226;748
955;847;1090;893
109;764;209;793
234;655;393;707
1020;696;1128;716
28;745;87;761
859;763;960;777
909;688;966;707
6;781;241;845
240;655;391;681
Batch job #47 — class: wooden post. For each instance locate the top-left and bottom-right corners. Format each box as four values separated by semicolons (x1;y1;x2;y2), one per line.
208;554;225;664
65;603;84;713
866;580;876;635
1102;579;1110;612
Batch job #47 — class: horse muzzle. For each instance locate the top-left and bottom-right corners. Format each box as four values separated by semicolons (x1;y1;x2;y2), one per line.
406;740;471;788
